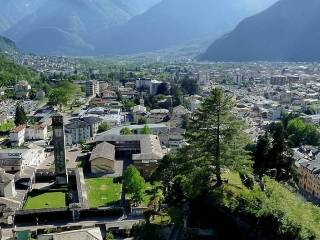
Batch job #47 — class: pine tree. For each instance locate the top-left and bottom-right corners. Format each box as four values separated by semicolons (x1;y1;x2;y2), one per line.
270;123;293;180
14;103;27;126
254;133;271;178
186;88;250;186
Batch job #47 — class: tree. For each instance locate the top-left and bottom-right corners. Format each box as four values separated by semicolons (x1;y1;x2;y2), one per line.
253;133;271;178
304;106;316;115
123;165;145;205
304;125;320;146
97;122;110;133
14;103;27;126
269;123;293;180
138;116;148;125
181;114;190;129
105;232;114;240
48;81;80;111
287;118;306;147
186;88;250;186
181;77;199;95
171;84;182;107
141;125;151;135
157;82;170;95
120;127;132;135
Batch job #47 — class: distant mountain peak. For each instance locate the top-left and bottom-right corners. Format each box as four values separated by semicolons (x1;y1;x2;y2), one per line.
201;0;320;62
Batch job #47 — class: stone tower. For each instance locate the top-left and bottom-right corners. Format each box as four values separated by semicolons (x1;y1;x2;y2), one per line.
52;113;68;185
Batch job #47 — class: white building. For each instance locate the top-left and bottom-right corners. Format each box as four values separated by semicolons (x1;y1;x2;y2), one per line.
0;146;45;173
0;168;16;198
25;124;48;140
85;80;100;97
65;117;103;145
10;125;26;147
14;81;31;99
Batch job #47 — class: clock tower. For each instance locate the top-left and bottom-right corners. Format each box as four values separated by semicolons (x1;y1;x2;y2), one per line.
52;113;68;185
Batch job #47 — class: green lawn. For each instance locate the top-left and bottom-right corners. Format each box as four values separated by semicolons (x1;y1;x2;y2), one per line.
85;178;122;208
23;192;66;209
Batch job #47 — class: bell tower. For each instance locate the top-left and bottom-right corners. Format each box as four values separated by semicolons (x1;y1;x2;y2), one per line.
52;113;68;185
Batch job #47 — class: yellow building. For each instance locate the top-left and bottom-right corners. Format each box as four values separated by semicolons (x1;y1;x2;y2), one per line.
90;142;115;174
298;161;320;199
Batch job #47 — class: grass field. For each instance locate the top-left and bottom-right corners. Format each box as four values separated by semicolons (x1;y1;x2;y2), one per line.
23;192;66;209
85;178;122;208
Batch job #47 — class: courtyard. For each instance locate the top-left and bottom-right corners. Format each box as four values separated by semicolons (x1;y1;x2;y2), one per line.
85;178;122;208
23;192;66;210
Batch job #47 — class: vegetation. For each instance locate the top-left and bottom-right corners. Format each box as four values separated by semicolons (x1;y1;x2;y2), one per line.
14;103;27;126
138;116;148;124
213;172;320;240
120;127;132;135
0;55;34;87
23;192;66;209
105;232;114;240
185;87;250;186
140;125;151;135
0;120;15;133
123;165;146;205
85;178;122;208
181;77;198;95
286;117;320;146
97;122;110;133
48;80;81;110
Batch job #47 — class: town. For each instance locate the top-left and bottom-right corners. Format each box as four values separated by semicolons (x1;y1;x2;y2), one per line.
0;54;319;239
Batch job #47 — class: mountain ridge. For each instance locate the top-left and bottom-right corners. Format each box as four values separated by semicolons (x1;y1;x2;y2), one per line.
201;0;320;62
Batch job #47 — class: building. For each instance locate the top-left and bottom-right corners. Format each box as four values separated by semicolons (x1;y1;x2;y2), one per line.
302;114;320;126
90;142;115;174
38;227;103;240
85;80;100;97
65;117;103;145
0;168;16;198
95;134;164;177
298;161;320;201
10;125;26;147
14;81;31;99
148;109;169;123
25;124;48;140
270;75;287;86
0;146;45;173
52;113;68;185
149;80;163;95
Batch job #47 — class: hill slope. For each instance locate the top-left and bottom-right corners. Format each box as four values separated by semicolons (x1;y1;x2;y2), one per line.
5;0;159;55
201;0;320;61
0;35;17;53
0;0;44;33
96;0;277;55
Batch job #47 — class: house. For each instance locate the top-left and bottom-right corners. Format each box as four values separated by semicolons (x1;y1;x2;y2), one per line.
90;142;115;174
65;117;103;145
95;134;165;178
0;168;16;198
298;161;320;202
38;227;103;240
85;80;100;97
14;81;31;99
0;146;45;173
10;125;26;147
25;124;48;140
132;105;147;123
148;109;169;123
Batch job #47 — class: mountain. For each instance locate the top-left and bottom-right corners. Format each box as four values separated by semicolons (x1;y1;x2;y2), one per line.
96;0;278;55
0;0;44;33
202;0;320;62
4;0;159;55
0;35;17;53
